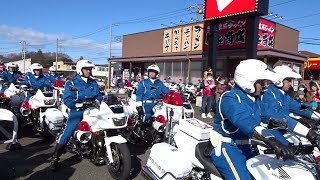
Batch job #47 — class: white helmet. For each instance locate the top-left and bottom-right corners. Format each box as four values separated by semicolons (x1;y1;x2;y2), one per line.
147;64;160;74
234;59;278;94
76;60;95;76
273;65;302;87
49;66;56;72
29;63;43;75
7;62;18;69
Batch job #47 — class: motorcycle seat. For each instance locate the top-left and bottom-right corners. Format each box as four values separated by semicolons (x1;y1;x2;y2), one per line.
195;142;222;178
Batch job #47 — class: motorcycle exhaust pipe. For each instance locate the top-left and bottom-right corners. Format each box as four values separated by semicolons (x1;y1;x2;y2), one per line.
76;131;92;143
153;121;166;132
20;107;31;116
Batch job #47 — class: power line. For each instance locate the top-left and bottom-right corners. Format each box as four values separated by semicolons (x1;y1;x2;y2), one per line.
116;7;191;24
295;24;320;29
270;0;296;7
282;12;320;22
299;42;320;46
300;37;320;41
118;12;193;24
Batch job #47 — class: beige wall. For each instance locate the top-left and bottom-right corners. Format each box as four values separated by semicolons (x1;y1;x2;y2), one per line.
122;29;164;58
53;61;76;71
274;24;299;52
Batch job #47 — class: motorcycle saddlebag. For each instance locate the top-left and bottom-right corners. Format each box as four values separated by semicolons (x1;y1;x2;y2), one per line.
145;143;193;179
45;108;64;130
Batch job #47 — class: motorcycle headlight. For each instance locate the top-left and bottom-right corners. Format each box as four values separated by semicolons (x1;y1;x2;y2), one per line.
112;117;126;126
44;99;56;105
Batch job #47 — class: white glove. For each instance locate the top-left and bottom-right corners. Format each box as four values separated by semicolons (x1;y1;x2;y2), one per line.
311;111;320;120
136;101;142;107
293;122;310;137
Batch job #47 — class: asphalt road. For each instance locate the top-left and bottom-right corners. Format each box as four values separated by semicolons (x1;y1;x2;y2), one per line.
0;104;213;180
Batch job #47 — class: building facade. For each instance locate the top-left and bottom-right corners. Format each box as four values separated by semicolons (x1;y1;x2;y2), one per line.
52;61;113;80
4;58;32;73
110;17;307;84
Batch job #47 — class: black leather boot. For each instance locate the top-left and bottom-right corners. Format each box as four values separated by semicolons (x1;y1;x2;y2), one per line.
50;143;65;172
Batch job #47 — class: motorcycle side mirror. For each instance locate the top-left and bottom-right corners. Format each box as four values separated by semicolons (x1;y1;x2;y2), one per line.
69;85;79;91
267;118;288;130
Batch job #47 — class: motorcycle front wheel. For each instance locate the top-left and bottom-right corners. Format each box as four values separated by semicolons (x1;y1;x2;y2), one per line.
106;143;131;180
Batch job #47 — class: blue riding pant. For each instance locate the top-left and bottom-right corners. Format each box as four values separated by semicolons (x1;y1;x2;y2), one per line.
57;109;84;145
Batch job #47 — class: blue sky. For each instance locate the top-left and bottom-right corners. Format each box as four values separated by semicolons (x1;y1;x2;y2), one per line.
0;0;320;64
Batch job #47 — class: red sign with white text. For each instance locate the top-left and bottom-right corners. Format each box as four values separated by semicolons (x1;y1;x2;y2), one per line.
257;18;276;49
204;18;248;50
205;0;257;20
203;18;276;51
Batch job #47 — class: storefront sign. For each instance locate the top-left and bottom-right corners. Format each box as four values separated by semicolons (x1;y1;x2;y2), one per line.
182;26;193;52
163;29;172;53
258;18;275;48
304;58;320;70
218;18;247;50
205;0;268;20
204;17;276;50
172;28;182;53
192;24;204;51
162;23;204;53
204;18;247;50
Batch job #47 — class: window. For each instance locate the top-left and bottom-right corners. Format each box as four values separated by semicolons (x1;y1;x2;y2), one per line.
58;65;60;69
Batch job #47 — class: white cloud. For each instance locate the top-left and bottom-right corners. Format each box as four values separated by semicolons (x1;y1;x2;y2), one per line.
0;24;122;57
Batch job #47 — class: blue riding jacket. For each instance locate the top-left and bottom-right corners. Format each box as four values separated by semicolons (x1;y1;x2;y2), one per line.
136;78;170;104
63;74;102;109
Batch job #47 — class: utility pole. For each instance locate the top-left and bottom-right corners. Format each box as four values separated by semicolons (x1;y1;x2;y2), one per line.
108;23;118;89
56;38;58;73
20;41;26;73
109;24;113;59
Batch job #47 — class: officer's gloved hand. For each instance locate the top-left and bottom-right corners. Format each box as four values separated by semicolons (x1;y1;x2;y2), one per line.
263;137;294;161
297;118;318;129
306;130;320;149
136;106;143;117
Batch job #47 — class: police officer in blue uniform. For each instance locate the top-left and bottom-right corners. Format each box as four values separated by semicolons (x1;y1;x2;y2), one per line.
20;63;52;102
210;59;294;180
50;60;102;171
136;64;170;129
45;66;61;83
258;65;320;146
0;62;22;93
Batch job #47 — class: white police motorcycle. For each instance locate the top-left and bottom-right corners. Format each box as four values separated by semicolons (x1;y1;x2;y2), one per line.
143;95;319;180
20;84;64;137
61;87;131;180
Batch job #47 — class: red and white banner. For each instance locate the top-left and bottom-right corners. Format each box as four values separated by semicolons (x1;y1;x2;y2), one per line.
258;18;276;49
204;18;276;50
204;18;248;50
205;0;257;20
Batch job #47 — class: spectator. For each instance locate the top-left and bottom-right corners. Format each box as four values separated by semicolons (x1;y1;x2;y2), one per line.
200;73;216;118
215;76;227;103
296;90;307;103
203;67;213;80
226;77;235;91
306;81;320;102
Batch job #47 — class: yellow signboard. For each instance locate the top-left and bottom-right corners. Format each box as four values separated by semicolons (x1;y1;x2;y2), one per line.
162;23;204;53
163;29;172;53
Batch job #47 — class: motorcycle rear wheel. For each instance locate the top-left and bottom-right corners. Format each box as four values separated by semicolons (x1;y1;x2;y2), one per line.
106;143;131;180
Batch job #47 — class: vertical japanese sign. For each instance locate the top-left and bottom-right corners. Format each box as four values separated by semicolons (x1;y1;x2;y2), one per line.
163;29;172;53
172;28;182;53
218;18;247;50
258;18;276;49
181;26;192;52
192;23;204;51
